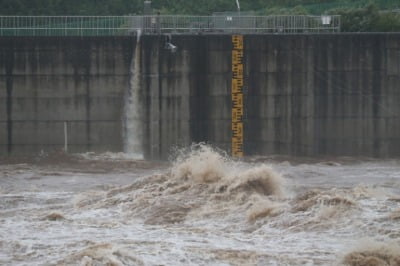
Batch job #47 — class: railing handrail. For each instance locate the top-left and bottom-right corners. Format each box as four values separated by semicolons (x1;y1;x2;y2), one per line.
0;15;340;18
0;15;341;36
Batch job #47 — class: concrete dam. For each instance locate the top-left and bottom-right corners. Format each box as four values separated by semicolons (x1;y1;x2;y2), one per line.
1;34;400;159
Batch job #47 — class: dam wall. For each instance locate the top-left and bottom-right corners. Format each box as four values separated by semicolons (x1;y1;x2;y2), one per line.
142;34;400;159
1;34;400;158
0;37;133;154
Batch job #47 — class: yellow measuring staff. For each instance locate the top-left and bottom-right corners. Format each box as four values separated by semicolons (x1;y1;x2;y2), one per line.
231;35;244;157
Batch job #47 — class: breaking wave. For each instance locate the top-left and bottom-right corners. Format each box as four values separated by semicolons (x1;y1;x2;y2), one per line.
343;240;400;266
74;144;286;224
59;243;144;266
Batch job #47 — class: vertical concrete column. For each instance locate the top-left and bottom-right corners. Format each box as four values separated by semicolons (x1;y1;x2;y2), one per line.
305;36;315;156
5;46;14;154
142;36;161;158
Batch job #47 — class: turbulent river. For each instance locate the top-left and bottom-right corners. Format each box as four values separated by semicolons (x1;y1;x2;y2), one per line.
1;145;400;265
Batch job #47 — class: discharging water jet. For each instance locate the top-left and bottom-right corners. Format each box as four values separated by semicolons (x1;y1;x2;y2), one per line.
123;30;143;158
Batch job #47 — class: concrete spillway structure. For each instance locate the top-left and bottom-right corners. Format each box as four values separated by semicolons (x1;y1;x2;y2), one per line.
1;34;400;158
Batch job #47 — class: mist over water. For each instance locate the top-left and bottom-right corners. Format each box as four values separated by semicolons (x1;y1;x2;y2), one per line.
1;145;400;265
123;34;143;159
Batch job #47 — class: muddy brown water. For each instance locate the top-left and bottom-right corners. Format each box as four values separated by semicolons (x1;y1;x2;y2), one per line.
1;147;400;265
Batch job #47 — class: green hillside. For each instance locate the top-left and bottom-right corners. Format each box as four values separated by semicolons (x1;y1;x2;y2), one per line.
265;0;400;14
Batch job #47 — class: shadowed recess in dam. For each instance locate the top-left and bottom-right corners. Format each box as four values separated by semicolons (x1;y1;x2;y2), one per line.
124;33;143;158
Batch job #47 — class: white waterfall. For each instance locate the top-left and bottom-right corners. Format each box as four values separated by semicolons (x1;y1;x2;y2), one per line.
124;30;143;158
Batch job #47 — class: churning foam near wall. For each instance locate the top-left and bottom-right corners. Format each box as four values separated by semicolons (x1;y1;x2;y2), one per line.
171;144;230;183
170;144;285;198
123;33;143;159
73;144;287;225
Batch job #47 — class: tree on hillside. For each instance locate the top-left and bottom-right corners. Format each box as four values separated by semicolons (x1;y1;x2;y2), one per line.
328;4;400;32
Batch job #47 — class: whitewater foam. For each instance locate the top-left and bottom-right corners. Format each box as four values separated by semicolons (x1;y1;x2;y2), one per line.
2;146;400;265
342;239;400;266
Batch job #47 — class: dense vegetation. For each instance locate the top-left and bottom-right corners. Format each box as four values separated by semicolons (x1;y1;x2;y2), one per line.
0;0;400;32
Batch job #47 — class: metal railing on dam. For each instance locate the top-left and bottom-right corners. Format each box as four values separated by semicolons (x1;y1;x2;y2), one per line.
0;15;340;36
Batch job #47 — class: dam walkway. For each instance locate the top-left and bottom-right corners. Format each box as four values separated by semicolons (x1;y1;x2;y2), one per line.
0;15;340;36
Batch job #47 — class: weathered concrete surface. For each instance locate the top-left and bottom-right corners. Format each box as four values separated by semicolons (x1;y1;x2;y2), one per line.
0;37;133;154
243;34;400;157
1;34;400;158
142;34;400;159
141;35;232;159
